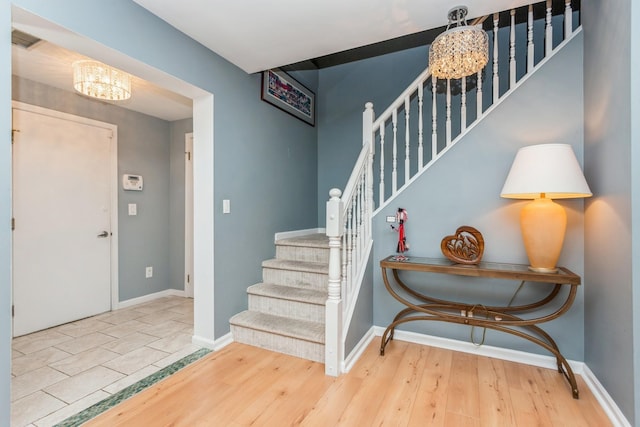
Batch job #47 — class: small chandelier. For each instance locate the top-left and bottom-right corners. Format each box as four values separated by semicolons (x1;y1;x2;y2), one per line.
429;6;489;80
72;60;131;101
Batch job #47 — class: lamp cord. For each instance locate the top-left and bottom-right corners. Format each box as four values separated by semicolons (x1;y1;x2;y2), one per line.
469;280;526;347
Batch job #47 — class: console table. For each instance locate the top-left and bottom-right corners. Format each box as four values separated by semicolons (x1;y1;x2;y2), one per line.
379;255;581;398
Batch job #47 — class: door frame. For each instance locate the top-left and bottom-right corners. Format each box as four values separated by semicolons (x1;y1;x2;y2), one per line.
11;101;120;314
184;132;194;298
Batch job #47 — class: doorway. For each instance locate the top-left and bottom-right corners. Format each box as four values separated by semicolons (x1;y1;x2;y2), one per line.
11;102;118;337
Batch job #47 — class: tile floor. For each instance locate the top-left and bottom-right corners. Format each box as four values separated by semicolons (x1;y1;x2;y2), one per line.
11;296;198;427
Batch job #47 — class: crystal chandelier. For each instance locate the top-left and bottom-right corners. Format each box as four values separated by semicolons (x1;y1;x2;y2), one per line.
72;60;131;101
429;6;489;80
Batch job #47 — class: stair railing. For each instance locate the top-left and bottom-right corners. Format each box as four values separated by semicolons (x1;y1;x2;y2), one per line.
325;0;579;376
372;0;577;212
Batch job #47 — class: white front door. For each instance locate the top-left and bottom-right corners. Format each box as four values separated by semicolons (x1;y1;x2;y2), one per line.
12;105;114;336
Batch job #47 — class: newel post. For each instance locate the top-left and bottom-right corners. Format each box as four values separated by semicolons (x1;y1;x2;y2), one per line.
325;188;343;376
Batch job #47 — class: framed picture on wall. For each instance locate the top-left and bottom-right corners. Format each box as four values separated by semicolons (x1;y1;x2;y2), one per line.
261;68;315;127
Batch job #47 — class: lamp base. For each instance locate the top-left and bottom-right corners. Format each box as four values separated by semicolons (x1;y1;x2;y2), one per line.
520;198;567;272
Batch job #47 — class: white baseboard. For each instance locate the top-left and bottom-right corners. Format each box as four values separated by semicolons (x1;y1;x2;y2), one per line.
581;365;632;427
275;228;326;242
342;326;376;373
370;326;630;427
373;326;584;373
116;288;186;309
192;332;233;351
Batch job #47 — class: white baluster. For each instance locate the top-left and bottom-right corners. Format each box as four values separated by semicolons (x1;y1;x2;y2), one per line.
404;96;410;184
431;77;438;159
379;125;385;206
418;84;424;169
366;134;374;239
347;203;353;295
565;0;573;39
528;4;534;73
509;9;516;88
446;79;451;146
461;77;467;132
545;0;553;56
493;13;500;102
340;231;347;306
392;109;398;194
476;69;483;118
357;180;363;271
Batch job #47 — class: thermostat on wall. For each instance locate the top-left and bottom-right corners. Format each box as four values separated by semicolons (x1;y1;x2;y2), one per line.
122;174;143;191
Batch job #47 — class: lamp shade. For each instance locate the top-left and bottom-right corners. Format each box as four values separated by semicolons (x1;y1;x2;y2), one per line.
500;144;592;200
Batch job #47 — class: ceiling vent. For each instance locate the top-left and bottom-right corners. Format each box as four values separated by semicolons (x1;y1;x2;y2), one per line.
11;29;42;49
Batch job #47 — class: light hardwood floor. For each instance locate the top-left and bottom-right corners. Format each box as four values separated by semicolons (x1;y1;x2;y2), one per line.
86;340;612;426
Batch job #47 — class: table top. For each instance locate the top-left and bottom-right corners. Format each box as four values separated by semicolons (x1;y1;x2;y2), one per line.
380;256;581;285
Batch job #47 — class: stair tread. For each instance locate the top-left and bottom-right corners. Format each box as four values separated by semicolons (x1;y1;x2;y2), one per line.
230;311;325;344
248;283;327;305
262;258;329;274
276;233;329;248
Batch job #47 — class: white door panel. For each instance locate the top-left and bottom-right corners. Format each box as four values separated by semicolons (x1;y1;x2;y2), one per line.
13;107;113;336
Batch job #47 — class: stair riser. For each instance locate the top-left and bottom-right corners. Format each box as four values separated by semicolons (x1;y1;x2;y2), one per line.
231;325;324;363
275;245;329;264
248;294;325;323
262;268;328;291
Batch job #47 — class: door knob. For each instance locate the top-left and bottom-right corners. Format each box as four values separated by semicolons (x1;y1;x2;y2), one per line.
97;231;109;238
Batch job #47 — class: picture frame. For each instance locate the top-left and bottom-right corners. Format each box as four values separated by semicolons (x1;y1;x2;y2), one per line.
261;68;315;126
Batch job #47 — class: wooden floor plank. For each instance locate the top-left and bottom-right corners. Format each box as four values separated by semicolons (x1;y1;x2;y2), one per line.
86;340;613;427
445;351;480;420
477;356;517;426
406;345;452;427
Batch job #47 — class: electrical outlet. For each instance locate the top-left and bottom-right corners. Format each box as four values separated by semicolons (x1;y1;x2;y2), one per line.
145;266;153;278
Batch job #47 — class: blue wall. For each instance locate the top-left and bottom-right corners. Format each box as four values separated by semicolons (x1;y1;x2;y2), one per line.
583;0;637;423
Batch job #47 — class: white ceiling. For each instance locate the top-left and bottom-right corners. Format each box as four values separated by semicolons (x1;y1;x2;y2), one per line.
12;0;531;121
12;40;194;121
131;0;532;74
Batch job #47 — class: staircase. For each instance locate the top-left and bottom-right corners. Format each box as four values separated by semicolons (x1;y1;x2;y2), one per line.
230;234;329;362
231;0;581;373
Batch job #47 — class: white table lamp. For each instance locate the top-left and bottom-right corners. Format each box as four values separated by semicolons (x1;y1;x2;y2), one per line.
501;144;591;272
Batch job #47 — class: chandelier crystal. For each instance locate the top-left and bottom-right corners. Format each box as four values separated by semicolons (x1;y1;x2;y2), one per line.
72;60;131;101
429;6;489;80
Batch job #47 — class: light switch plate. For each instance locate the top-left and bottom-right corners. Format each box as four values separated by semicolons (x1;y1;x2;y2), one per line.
128;203;137;216
223;199;231;214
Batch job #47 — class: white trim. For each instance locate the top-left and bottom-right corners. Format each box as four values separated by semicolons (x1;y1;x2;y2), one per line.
11;101;120;312
581;365;632;427
372;326;584;373
274;228;326;242
342;326;376;373
192;332;233;351
369;327;629;427
184;132;194;298
193;95;215;344
116;288;185;310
